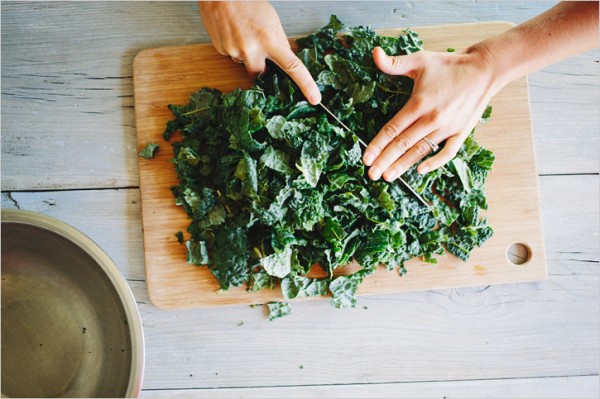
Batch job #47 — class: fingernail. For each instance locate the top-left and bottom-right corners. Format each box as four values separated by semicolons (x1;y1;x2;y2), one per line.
369;167;381;180
363;153;374;166
310;92;322;105
419;164;430;174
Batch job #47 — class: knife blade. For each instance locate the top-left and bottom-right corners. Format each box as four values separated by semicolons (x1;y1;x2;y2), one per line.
319;103;433;212
319;103;368;147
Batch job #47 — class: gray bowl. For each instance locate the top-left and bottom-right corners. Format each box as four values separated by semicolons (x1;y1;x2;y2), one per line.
1;209;144;398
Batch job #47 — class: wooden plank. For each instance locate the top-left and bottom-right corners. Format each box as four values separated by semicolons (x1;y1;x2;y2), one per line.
135;270;598;389
139;375;600;399
2;1;597;192
528;52;599;176
133;22;548;309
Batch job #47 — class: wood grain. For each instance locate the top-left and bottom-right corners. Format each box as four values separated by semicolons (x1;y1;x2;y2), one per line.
133;22;547;309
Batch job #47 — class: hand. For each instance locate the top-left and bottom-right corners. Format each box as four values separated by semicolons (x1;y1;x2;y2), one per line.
363;46;501;181
198;1;321;105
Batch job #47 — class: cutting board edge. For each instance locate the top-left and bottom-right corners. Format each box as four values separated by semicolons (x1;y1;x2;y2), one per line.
145;267;549;310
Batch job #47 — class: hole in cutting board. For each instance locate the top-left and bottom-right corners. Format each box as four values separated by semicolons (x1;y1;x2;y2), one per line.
507;243;531;265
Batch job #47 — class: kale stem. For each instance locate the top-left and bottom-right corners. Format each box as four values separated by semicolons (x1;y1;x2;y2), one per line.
253;246;264;259
182;107;209;116
216;190;233;215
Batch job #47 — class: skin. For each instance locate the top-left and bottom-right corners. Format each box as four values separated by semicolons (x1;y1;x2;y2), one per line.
198;1;321;105
364;1;599;181
199;1;598;181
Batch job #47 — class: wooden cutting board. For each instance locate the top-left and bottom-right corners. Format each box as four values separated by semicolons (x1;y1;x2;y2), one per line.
133;22;547;309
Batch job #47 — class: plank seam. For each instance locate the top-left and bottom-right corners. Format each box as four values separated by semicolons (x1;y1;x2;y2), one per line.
1;186;140;194
140;373;600;392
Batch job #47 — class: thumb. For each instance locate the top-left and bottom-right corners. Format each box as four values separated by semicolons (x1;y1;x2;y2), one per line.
373;46;421;77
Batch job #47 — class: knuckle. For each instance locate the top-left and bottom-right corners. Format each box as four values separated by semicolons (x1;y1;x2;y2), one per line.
427;110;443;126
381;124;401;141
409;95;424;112
282;56;303;73
389;55;403;70
413;141;431;158
391;135;411;152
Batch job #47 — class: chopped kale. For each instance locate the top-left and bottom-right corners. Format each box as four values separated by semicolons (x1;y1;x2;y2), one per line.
162;16;495;310
267;302;292;321
139;143;159;159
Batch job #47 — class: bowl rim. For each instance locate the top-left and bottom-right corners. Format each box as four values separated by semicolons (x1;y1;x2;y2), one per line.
1;208;145;398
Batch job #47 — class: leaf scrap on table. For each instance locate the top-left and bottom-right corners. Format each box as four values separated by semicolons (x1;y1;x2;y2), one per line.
160;16;495;311
139;142;160;159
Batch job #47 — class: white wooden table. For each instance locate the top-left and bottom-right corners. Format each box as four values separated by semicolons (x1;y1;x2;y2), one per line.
2;2;598;397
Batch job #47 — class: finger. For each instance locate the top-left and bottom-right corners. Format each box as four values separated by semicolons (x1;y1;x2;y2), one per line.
210;34;227;55
372;46;422;77
416;115;479;174
362;100;422;167
417;134;465;174
243;55;267;78
382;133;443;181
271;47;321;105
367;117;435;180
213;43;227;56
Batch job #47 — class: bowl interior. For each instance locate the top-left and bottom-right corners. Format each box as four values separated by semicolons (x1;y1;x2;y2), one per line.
2;221;134;398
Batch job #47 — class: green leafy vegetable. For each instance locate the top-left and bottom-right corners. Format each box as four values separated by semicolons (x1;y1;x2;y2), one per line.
268;302;292;321
139;143;159;159
162;16;495;310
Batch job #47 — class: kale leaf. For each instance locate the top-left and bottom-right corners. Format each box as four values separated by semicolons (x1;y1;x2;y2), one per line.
139;143;159;159
268;302;292;321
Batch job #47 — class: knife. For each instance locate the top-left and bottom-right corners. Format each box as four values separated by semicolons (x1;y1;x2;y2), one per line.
319;103;433;212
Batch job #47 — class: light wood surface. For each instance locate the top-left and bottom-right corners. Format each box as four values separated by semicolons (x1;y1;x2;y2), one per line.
2;1;598;398
133;22;547;309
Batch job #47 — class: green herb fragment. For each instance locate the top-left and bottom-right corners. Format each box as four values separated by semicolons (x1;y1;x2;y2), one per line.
267;302;292;321
186;240;209;265
480;105;493;123
164;16;495;310
175;231;184;244
447;47;456;52
139;143;159;159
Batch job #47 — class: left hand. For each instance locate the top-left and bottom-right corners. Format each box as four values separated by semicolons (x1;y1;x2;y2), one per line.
363;46;501;181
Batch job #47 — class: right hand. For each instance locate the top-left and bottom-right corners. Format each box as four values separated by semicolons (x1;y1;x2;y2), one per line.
198;1;321;105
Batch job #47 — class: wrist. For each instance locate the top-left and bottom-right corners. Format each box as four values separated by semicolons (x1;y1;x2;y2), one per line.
465;41;510;97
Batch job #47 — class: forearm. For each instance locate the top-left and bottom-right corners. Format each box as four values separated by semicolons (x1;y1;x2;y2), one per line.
468;1;599;90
